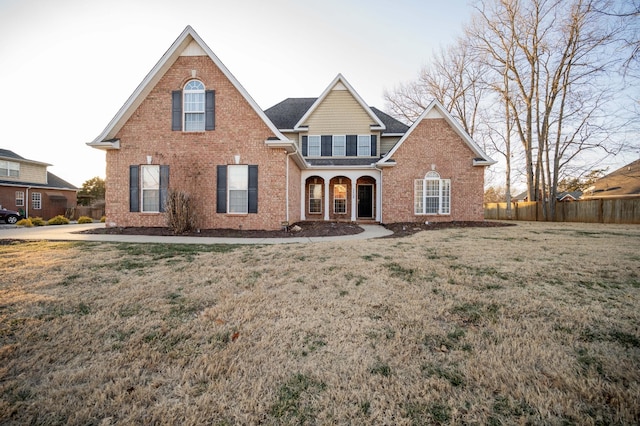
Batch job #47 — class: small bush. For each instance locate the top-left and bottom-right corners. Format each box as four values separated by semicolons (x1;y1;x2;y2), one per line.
47;215;70;225
30;217;46;226
16;218;33;227
100;216;106;223
165;190;196;234
77;216;94;224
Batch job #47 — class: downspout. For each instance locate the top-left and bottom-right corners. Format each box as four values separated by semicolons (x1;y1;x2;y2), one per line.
373;164;383;224
25;186;31;219
285;146;299;224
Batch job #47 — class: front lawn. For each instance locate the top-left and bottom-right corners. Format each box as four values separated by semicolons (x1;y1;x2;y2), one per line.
0;222;638;424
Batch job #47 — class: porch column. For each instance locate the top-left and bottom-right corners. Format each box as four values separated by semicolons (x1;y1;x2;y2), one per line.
300;180;306;221
324;180;330;221
351;179;357;222
376;175;382;222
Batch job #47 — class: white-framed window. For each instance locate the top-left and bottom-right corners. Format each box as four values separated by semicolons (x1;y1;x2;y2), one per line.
332;135;346;156
15;191;24;207
309;183;322;214
32;192;42;210
0;160;20;178
414;171;451;215
228;165;249;214
184;80;205;131
357;135;371;156
334;184;347;214
141;165;160;212
308;135;321;156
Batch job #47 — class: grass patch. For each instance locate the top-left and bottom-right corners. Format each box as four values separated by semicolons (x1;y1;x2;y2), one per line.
370;360;392;377
451;302;500;325
384;262;417;282
404;401;451;425
421;362;466;387
269;373;326;422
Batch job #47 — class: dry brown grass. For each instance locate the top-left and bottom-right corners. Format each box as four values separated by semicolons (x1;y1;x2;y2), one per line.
1;222;639;425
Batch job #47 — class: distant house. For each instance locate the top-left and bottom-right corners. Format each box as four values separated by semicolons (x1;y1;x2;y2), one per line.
87;26;495;230
0;149;77;219
513;190;582;202
582;159;640;199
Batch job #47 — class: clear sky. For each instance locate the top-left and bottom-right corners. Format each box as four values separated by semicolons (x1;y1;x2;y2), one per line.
0;0;476;187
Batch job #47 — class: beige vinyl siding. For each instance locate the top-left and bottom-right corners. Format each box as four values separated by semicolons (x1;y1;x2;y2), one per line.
302;89;375;134
3;162;48;184
381;136;401;156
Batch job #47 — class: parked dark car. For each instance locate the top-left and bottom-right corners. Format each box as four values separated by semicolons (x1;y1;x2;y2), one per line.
0;208;23;224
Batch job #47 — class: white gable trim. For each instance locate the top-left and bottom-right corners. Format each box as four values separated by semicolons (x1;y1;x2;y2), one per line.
378;99;495;167
293;74;386;131
88;26;290;149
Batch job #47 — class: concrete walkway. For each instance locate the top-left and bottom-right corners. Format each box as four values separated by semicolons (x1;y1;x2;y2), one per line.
0;223;393;245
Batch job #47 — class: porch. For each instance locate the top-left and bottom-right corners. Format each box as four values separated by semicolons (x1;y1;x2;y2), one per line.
300;169;382;223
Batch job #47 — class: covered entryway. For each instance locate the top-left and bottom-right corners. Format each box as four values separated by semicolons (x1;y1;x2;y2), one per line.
300;169;382;222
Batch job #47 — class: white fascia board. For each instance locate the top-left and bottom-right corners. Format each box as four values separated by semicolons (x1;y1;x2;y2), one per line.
86;139;120;150
90;26;288;146
294;74;386;131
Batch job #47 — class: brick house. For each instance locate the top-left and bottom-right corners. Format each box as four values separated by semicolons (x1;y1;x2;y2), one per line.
88;26;494;230
0;149;78;220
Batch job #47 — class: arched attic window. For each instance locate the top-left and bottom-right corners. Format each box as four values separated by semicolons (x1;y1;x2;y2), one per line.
414;171;451;215
184;80;205;131
171;80;215;132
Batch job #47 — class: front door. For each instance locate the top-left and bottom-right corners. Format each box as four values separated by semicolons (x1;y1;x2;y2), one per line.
357;185;373;219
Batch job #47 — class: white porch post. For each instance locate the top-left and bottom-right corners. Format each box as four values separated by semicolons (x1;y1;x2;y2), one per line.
376;174;382;222
324;179;330;221
351;178;357;222
300;179;306;221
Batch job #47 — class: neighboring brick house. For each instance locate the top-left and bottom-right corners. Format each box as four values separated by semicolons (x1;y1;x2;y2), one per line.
88;26;494;230
0;149;78;220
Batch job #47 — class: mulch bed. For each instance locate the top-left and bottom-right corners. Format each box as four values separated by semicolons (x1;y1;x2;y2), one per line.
380;220;516;238
81;220;515;239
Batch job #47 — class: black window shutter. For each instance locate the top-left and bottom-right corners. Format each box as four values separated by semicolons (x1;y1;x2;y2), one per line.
371;135;377;157
321;135;332;156
159;165;170;212
205;90;215;130
301;136;308;156
129;165;139;212
217;166;227;213
248;165;258;214
346;135;357;156
171;90;182;131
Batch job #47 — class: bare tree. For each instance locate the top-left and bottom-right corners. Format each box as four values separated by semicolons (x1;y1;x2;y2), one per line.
469;0;626;219
384;37;488;138
385;0;634;221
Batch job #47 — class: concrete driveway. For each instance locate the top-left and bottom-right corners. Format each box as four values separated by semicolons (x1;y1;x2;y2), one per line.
0;223;393;245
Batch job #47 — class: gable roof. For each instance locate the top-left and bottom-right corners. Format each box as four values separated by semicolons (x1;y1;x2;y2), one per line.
378;100;495;167
264;98;317;130
0;149;50;167
87;25;290;150
583;159;640;198
264;99;409;135
369;107;410;134
292;74;386;131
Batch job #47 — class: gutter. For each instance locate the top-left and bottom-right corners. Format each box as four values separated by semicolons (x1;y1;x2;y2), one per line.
285;146;299;224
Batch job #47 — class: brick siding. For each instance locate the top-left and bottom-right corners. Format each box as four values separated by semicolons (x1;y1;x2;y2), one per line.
381;118;486;223
106;55;294;230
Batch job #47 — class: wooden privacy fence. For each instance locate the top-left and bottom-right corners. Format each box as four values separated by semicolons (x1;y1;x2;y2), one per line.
484;198;640;224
